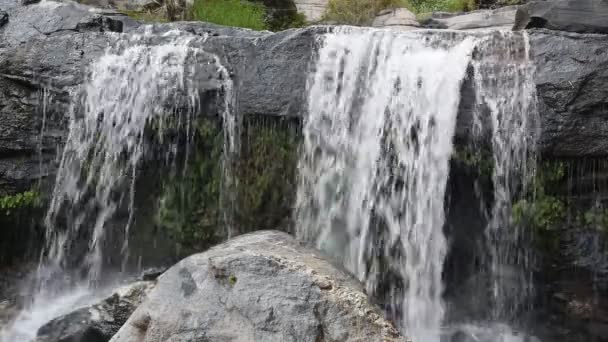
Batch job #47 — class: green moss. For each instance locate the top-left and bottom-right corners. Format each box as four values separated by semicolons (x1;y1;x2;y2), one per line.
402;0;477;13
511;160;567;232
191;0;268;30
154;115;299;256
0;190;41;216
155;117;225;255
234;117;299;233
229;274;237;286
452;143;493;177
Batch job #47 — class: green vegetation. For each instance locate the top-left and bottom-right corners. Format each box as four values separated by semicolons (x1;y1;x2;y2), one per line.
191;0;268;30
235;117;299;232
452;143;493;177
156;117;225;255
155;116;300;256
323;0;477;25
229;274;237;286
403;0;477;13
0;190;41;216
512;161;566;232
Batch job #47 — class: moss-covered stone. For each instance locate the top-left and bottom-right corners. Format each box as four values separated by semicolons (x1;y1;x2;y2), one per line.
154;115;300;257
0;188;44;265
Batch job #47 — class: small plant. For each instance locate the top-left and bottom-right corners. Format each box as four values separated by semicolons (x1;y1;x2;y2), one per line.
191;0;267;30
0;190;41;216
229;274;237;286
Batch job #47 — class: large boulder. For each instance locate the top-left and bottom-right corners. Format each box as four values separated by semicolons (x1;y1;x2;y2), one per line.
294;0;327;22
110;231;403;342
514;0;608;34
35;281;155;342
421;5;518;30
530;29;608;157
373;8;420;31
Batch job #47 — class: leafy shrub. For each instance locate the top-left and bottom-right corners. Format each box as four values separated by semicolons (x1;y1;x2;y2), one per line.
323;0;477;25
403;0;477;13
0;190;41;216
191;0;268;30
323;0;402;25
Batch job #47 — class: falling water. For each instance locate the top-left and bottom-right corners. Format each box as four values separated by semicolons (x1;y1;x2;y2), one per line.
41;32;202;286
472;31;539;320
296;27;477;341
296;27;538;341
1;29;234;342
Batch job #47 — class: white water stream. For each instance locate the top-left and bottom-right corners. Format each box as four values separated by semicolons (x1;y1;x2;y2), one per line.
1;29;233;342
296;27;538;342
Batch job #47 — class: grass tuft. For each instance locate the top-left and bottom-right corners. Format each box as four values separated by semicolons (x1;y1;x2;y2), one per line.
323;0;478;25
191;0;268;30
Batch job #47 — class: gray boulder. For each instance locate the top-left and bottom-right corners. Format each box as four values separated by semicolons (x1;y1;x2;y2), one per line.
421;5;518;30
514;0;608;33
530;29;608;157
35;281;155;342
110;231;403;342
294;0;327;22
373;8;420;30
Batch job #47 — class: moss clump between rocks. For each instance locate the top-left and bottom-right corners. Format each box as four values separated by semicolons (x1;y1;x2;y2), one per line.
155;115;300;257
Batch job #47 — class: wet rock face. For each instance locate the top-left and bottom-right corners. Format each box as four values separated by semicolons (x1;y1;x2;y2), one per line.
514;0;608;34
530;29;608;157
110;231;403;342
420;6;518;30
35;281;155;342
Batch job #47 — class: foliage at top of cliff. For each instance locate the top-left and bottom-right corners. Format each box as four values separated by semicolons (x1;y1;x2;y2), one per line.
323;0;477;25
191;0;268;30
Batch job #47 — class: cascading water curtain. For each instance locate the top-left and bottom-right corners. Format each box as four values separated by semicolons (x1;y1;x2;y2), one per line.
472;31;540;322
296;27;478;342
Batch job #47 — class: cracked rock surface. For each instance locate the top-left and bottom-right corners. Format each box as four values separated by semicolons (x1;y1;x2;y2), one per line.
110;231;403;342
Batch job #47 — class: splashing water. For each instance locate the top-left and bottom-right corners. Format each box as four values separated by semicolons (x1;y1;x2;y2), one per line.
41;32;202;286
296;27;538;341
2;29;235;342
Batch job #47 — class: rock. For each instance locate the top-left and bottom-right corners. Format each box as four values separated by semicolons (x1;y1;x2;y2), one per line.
373;8;419;30
35;281;155;342
294;0;327;22
0;10;7;26
139;267;167;281
530;29;608;157
421;5;518;30
514;0;608;34
110;231;403;342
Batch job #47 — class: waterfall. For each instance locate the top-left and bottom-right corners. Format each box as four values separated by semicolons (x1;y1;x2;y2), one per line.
1;29;234;342
41;32;202;286
472;31;539;321
296;27;538;341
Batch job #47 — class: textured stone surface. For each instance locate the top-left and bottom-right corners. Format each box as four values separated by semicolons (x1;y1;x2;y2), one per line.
110;231;402;342
373;8;419;30
294;0;327;21
531;29;608;157
35;281;155;342
514;0;608;33
2;0;608;200
421;5;518;30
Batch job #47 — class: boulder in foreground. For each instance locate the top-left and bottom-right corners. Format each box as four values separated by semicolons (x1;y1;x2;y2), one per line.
110;230;403;342
36;281;155;342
